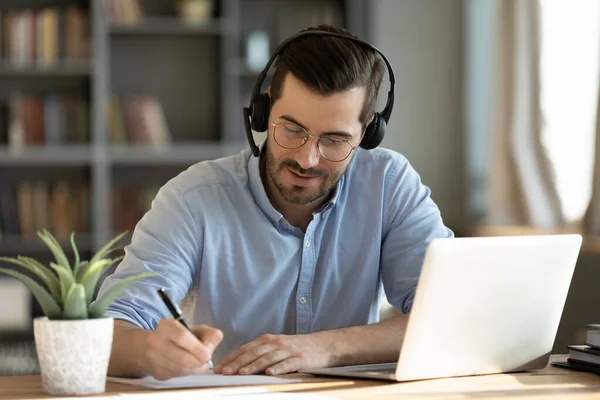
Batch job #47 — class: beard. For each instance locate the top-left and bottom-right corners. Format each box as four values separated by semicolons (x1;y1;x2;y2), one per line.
266;148;346;206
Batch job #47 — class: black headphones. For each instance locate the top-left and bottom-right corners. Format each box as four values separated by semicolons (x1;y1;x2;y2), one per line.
242;30;396;157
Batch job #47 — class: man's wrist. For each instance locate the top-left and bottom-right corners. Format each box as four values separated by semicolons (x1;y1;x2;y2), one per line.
131;329;153;376
110;320;152;378
309;329;345;367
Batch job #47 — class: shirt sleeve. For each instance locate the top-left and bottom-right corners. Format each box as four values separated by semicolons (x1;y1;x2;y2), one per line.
92;184;202;330
381;158;454;314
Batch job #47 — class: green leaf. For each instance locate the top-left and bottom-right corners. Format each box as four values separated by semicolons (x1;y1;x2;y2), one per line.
51;262;75;307
89;231;128;267
75;261;88;281
80;257;124;306
17;256;61;302
37;230;71;273
88;272;157;318
62;283;88;319
0;256;61;302
70;233;81;277
0;268;62;319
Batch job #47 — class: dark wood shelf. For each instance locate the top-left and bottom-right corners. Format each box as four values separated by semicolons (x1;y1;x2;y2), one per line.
0;61;91;77
110;17;228;36
107;142;246;165
0;146;93;166
0;233;93;255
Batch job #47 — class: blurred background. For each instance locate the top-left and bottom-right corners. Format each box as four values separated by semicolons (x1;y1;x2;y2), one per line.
0;0;599;375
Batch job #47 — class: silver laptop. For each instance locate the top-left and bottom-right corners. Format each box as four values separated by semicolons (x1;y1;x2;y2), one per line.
302;234;582;381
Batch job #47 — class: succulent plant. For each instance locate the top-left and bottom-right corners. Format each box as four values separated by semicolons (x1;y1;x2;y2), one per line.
0;230;155;320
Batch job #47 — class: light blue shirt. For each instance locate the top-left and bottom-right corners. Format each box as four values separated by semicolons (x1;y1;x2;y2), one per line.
96;146;453;363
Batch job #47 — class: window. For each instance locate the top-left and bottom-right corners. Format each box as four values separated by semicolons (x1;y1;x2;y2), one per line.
539;0;600;222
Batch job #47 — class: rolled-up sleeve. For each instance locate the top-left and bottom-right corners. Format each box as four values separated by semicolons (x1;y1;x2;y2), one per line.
381;159;454;314
93;183;202;330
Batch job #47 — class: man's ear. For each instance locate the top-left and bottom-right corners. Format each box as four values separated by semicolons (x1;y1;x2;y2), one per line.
267;86;271;97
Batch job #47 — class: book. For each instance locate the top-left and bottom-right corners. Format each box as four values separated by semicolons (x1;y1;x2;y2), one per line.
16;182;35;237
32;181;49;233
3;7;89;66
553;359;600;375
111;95;171;146
568;344;600;365
585;324;600;348
0;184;19;236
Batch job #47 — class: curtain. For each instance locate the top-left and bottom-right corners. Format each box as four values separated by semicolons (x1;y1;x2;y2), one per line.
484;0;564;229
585;88;600;236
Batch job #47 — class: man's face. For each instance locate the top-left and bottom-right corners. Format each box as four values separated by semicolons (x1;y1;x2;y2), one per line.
265;73;366;206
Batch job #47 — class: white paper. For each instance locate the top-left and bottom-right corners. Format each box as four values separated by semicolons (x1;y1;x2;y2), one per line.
120;392;335;400
118;387;268;398
221;395;335;400
107;371;301;390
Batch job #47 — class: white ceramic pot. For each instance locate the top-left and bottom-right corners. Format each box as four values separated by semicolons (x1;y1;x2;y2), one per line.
33;317;114;395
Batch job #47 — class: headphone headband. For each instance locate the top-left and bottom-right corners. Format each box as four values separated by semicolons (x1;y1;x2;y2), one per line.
243;30;395;157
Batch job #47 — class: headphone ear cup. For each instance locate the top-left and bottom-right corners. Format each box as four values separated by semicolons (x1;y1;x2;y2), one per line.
250;93;271;132
360;113;386;150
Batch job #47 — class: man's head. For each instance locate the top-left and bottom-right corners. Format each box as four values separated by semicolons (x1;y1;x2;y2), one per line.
263;25;385;207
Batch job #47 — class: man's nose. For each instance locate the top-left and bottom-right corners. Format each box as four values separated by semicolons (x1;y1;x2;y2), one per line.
294;137;321;170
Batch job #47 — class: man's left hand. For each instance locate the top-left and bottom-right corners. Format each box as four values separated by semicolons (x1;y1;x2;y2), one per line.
213;333;330;375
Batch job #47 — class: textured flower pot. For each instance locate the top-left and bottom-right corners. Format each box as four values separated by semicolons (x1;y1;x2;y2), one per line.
33;317;114;395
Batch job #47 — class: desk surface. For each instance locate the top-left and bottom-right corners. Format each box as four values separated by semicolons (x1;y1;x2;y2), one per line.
2;356;600;400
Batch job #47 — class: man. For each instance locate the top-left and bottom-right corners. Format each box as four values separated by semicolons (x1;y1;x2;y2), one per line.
97;24;453;380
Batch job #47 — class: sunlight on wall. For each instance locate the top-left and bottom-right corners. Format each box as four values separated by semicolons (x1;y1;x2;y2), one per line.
540;0;600;222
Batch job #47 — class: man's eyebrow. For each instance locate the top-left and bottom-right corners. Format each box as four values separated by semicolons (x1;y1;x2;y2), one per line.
279;114;354;138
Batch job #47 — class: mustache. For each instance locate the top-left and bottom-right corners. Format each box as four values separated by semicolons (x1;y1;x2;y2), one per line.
280;159;327;177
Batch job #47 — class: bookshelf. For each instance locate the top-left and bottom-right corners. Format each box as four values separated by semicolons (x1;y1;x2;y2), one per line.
0;0;367;372
0;62;92;77
0;0;366;253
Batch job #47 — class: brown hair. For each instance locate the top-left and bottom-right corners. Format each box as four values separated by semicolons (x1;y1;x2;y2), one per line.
269;24;385;128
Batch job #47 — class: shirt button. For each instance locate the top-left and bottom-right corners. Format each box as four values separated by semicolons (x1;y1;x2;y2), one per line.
299;296;307;304
305;241;311;248
272;221;277;227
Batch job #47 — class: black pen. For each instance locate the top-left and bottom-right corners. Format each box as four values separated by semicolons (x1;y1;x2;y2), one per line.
157;288;213;369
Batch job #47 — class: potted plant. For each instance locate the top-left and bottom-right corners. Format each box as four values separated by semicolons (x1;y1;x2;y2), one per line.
0;230;155;396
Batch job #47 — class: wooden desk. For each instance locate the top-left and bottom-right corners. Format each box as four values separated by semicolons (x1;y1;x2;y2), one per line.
2;356;600;400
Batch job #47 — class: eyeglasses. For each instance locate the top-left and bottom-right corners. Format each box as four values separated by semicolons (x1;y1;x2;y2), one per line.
271;121;360;162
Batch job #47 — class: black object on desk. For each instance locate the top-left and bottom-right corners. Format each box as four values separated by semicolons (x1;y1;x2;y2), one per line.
552;360;600;375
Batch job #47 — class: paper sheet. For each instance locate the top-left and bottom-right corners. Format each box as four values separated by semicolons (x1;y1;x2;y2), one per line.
118;387;268;398
107;371;301;390
119;391;336;399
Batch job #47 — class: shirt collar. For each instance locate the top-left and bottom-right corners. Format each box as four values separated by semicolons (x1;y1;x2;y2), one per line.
246;144;346;225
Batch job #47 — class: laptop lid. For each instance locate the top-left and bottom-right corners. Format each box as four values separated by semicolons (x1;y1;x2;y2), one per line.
395;234;582;381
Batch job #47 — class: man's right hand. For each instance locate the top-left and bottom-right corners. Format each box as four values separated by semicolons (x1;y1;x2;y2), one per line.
142;318;223;380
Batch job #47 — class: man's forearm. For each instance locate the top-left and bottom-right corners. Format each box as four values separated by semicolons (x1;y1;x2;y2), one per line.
108;320;151;378
312;314;409;367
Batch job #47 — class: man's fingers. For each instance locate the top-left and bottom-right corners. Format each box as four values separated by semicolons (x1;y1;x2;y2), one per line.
265;357;303;376
192;324;224;351
147;346;210;380
239;349;290;375
156;319;213;365
214;340;263;373
147;330;208;369
219;344;275;375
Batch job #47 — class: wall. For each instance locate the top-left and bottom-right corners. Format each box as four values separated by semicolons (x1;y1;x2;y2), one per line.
367;0;466;234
